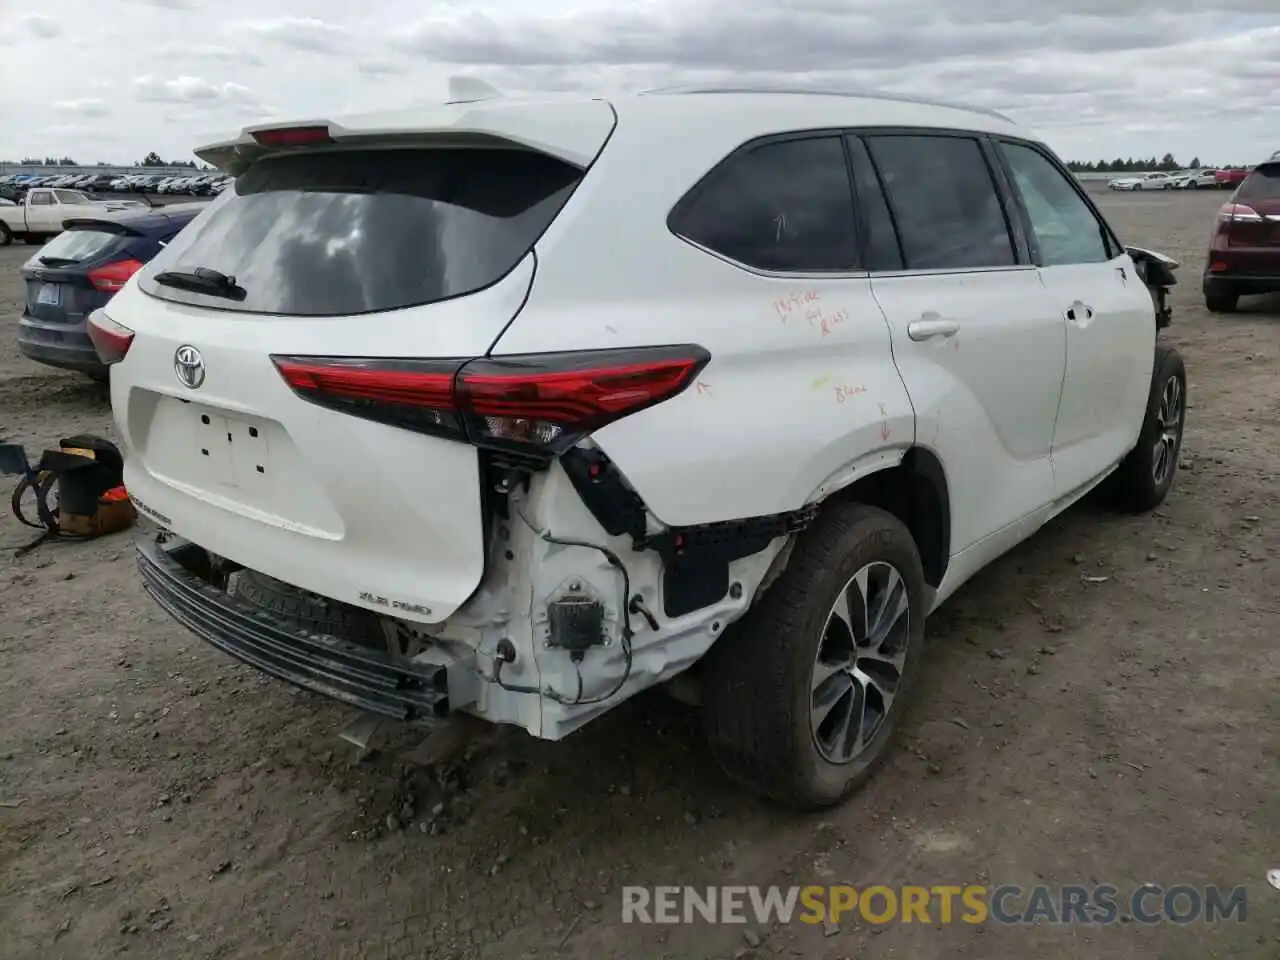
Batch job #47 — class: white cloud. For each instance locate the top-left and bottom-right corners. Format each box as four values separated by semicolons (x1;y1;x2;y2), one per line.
134;75;258;106
229;16;352;53
18;13;62;39
52;99;111;118
1;0;1277;167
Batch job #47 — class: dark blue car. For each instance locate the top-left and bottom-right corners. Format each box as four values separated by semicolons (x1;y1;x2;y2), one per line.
18;202;204;380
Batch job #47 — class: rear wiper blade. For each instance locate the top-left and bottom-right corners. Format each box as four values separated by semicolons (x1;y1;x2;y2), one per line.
153;266;246;302
38;255;79;266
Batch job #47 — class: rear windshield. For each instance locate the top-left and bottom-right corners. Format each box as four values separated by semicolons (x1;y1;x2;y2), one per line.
140;147;583;316
1237;164;1280;201
36;228;123;263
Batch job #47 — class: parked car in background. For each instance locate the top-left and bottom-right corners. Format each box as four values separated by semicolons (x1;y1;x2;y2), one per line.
1174;170;1219;189
0;188;147;245
1214;168;1250;189
1108;172;1176;191
98;89;1186;809
18;203;204;380
1203;159;1280;313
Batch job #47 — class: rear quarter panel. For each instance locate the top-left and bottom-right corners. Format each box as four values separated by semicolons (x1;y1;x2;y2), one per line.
491;114;914;527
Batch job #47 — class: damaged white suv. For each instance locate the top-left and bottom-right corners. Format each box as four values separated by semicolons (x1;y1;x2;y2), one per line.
94;85;1186;809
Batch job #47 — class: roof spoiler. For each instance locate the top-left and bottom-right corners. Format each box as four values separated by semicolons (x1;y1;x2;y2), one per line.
61;217;145;236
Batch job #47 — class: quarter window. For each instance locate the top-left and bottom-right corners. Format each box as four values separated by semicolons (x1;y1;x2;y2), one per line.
672;136;860;272
865;135;1016;271
1000;142;1112;266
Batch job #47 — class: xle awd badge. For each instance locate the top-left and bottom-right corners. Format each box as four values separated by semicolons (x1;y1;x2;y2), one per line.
174;345;205;389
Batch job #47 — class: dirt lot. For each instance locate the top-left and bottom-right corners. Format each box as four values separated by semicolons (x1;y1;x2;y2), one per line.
1;186;1277;960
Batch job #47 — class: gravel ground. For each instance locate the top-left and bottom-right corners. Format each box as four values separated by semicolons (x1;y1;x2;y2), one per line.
0;186;1277;960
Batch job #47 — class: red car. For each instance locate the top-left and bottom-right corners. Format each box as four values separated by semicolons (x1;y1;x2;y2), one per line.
1213;168;1250;189
1203;159;1280;312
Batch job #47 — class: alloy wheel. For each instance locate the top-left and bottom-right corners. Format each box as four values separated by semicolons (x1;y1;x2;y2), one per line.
1152;374;1182;486
810;561;912;764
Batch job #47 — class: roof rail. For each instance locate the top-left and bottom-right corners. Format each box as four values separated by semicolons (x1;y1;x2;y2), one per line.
639;83;1015;123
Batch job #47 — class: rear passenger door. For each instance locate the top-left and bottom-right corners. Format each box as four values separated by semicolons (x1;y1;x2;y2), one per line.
856;131;1066;554
994;139;1155;499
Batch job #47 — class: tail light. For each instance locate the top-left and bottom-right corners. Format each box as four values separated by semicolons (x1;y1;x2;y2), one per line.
272;346;711;459
88;258;144;293
1218;203;1262;223
86;310;135;364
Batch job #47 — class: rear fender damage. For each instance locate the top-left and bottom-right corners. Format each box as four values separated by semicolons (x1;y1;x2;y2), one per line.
430;447;796;740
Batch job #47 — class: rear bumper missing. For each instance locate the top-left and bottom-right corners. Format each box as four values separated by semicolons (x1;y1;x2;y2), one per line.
137;536;453;723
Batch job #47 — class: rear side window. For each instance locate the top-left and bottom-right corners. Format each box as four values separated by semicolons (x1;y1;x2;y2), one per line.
141;147;583;316
670;136;860;272
37;229;124;263
1237;164;1280;201
866;135;1016;271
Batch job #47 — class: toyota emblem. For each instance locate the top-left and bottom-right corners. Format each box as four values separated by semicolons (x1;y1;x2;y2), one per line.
174;345;206;389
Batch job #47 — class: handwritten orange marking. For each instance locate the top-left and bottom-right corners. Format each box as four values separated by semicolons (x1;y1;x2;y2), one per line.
834;384;867;404
877;401;888;417
822;311;849;336
880;421;892;441
695;380;712;396
774;290;821;321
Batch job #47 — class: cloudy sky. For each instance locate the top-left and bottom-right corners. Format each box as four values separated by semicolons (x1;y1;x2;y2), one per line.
1;0;1276;167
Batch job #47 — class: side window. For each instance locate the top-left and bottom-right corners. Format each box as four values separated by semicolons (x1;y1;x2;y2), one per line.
29;191;52;206
672;136;859;272
865;134;1015;271
999;142;1111;266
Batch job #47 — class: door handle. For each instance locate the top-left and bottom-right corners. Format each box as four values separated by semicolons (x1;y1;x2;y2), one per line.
907;316;961;341
1065;301;1094;325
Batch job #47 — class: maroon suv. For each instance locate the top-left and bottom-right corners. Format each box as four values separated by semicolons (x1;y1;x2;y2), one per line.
1204;160;1280;312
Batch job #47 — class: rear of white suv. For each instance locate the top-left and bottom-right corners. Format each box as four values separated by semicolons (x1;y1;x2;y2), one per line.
96;90;1183;810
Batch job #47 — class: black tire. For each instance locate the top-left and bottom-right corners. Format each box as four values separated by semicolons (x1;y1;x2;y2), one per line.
1104;345;1187;513
0;223;11;246
701;503;927;810
1205;289;1238;313
232;569;385;646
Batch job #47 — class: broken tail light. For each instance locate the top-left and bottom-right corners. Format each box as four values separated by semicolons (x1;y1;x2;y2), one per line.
272;346;711;459
86;310;135;364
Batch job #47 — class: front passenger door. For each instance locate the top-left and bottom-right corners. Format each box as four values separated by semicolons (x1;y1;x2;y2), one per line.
995;140;1156;500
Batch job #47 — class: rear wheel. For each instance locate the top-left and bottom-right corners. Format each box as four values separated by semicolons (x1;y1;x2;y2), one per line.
702;504;927;809
1104;345;1186;513
1205;288;1238;313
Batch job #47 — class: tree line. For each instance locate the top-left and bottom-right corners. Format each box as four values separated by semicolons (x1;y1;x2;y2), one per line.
12;152;210;169
1065;153;1245;173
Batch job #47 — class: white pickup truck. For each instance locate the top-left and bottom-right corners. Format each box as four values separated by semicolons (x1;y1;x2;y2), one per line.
0;187;147;245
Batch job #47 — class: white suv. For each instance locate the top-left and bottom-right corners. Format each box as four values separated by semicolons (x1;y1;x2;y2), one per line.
91;86;1186;809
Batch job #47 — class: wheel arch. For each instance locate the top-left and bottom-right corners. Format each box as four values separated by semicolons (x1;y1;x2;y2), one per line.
822;446;951;588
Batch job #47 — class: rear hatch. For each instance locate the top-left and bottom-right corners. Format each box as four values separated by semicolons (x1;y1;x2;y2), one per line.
1223;163;1280;257
22;221;159;326
108;109;612;623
